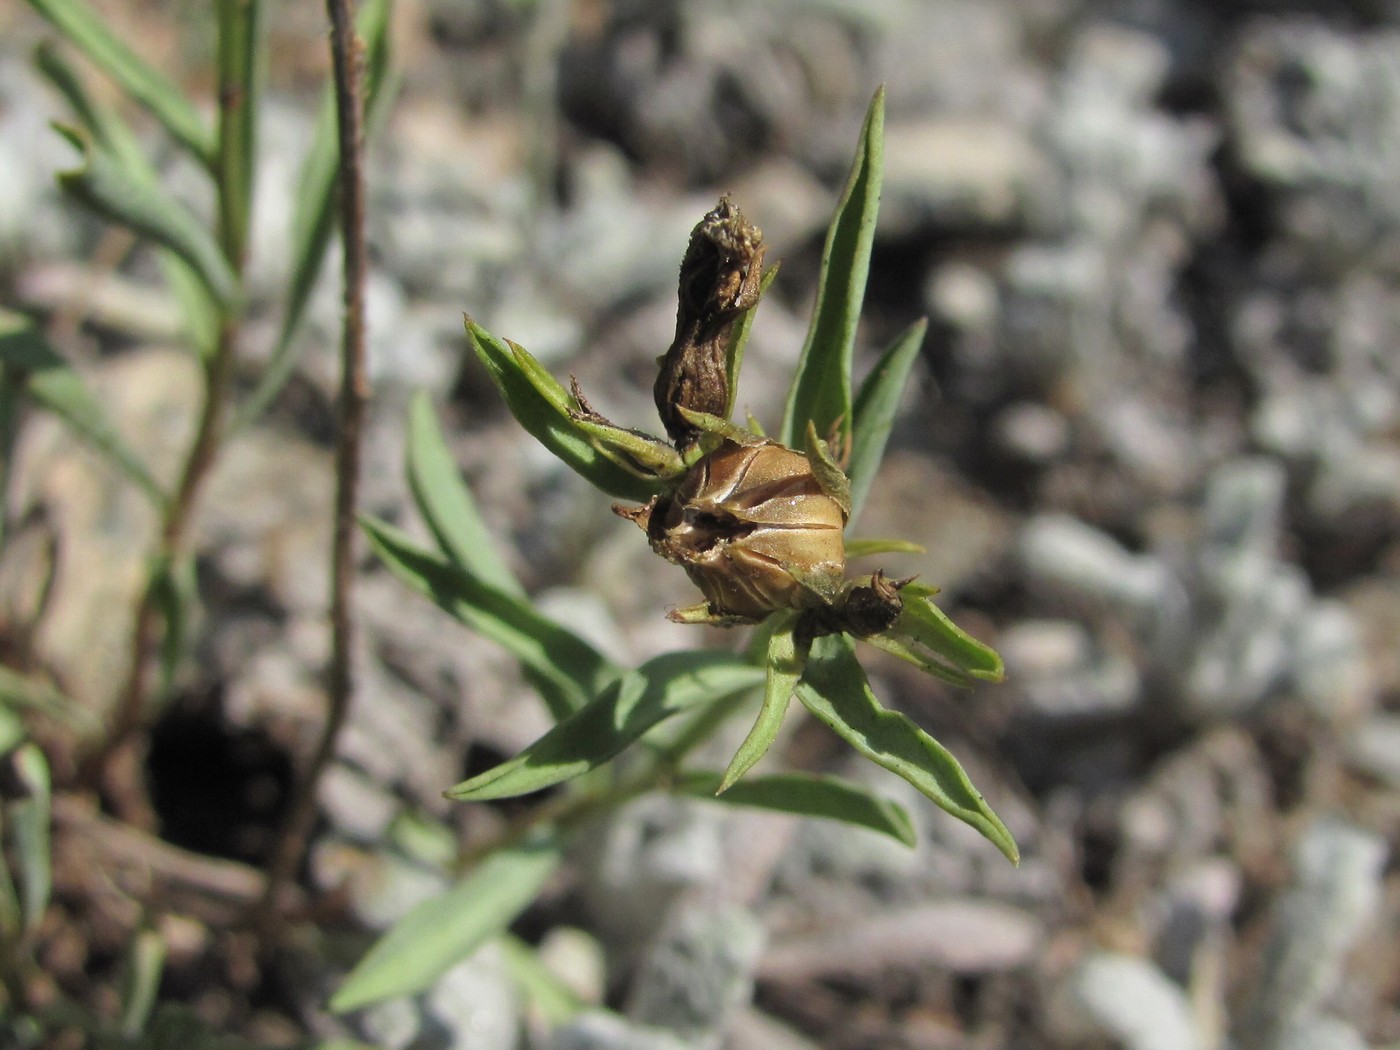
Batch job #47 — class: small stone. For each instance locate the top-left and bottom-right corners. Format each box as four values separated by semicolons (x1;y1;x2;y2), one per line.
1344;713;1400;788
1054;951;1201;1050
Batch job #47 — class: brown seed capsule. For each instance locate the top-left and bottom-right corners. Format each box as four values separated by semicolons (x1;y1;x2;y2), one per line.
618;438;847;622
654;197;766;447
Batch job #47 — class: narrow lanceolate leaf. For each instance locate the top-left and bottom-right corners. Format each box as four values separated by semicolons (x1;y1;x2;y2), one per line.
845;538;925;559
674;771;916;847
26;0;216;166
53;126;238;309
724;263;780;421
862;582;1004;686
468;319;667;503
235;0;394;427
0;665;94;733
0;311;165;507
848;317;927;527
361;516;613;721
795;634;1018;863
780;87;885;450
35;44;220;355
214;0;264;266
719;613;802;793
406;392;522;595
119;928;167;1038
331;836;561;1012
447;652;764;801
7;744;53;934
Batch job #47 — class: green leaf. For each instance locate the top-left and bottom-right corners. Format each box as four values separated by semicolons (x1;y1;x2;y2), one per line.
34;43;221;355
845;538;925;559
26;0;216;166
119;928;166;1038
780;87;885;449
0;664;95;734
149;554;197;696
215;0;264;267
674;770;916;847
795;634;1018;863
863;582;1004;686
330;836;561;1012
234;0;395;427
6;744;53;934
499;934;586;1025
53;125;238;309
467;320;666;503
724;263;780;420
0;310;165;507
718;613;802;792
848;318;926;527
406;392;523;595
447;651;764;801
361;516;612;721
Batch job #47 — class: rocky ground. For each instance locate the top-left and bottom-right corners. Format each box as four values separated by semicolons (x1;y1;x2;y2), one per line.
1;0;1398;1047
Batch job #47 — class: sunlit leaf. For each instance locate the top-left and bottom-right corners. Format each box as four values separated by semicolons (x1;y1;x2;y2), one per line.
468;319;666;503
447;651;764;801
718;613;802;792
0;310;165;506
361;516;612;720
6;744;53;934
780;87;885;449
864;582;1004;686
675;770;916;847
848;318;926;527
331;836;561;1012
53;125;238;309
26;0;216;166
795;634;1018;863
119;928;167;1038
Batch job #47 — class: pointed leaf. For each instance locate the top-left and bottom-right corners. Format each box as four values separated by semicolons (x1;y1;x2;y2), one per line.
235;0;394;426
406;392;522;595
781;87;885;449
26;0;216;166
675;771;916;847
795;634;1018;863
54;125;238;308
119;928;167;1038
868;582;1004;685
361;516;613;720
724;263;780;420
468;319;666;502
803;419;851;518
718;613;802;792
849;318;926;526
331;836;561;1012
0;311;165;506
845;538;925;558
35;44;221;355
447;651;764;801
6;744;53;934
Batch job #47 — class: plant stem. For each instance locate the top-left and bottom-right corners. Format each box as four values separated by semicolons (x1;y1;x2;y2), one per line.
255;0;369;936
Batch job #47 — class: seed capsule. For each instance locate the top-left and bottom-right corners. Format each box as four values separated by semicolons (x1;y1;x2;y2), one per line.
619;438;847;622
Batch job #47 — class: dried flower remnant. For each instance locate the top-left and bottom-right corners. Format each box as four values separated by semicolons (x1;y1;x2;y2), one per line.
653;196;766;447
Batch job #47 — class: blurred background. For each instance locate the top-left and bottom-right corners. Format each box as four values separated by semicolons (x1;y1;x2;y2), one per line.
0;0;1397;1046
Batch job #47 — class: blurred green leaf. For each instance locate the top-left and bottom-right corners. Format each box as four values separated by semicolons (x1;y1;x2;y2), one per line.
53;125;238;309
724;263;780;421
718;612;801;793
214;0;263;266
119;928;166;1038
331;836;561;1012
780;87;884;449
0;664;95;734
0;310;165;506
447;651;764;801
863;582;1004;686
845;538;924;559
361;516;613;720
149;554;197;697
26;0;216;166
848;318;926;527
405;392;522;594
499;933;586;1025
675;770;916;847
235;0;395;428
468;320;667;503
795;634;1018;863
0;707;23;756
7;744;53;934
34;43;221;355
